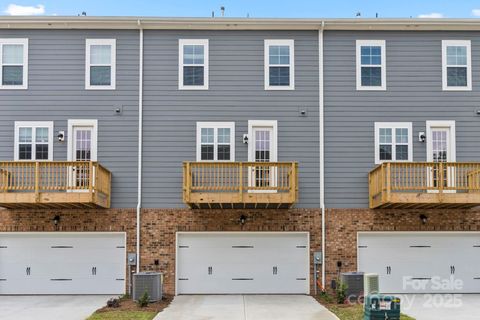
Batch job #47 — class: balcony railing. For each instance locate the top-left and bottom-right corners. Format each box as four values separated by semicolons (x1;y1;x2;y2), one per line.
369;162;480;209
183;161;298;209
0;161;111;209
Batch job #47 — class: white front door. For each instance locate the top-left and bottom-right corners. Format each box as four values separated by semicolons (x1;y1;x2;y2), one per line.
358;232;480;293
0;233;125;294
427;121;455;190
176;232;309;294
248;121;278;191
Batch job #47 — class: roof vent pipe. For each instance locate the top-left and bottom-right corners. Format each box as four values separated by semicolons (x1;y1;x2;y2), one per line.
221;6;225;17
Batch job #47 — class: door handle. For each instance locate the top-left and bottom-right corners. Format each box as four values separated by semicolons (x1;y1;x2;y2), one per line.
273;266;278;275
92;267;97;275
208;266;212;275
26;267;30;276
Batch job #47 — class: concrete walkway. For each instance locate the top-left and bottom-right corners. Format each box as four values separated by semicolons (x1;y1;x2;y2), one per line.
0;295;113;320
400;294;480;320
154;295;339;320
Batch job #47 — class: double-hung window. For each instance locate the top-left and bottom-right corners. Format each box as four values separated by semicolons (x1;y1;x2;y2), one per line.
0;38;28;89
356;40;386;90
86;39;116;90
196;122;235;161
179;39;209;90
374;122;412;164
264;39;294;90
14;121;53;161
442;40;471;91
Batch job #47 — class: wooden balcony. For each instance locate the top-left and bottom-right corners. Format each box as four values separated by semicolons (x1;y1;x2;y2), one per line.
369;162;480;209
0;161;111;209
183;161;298;209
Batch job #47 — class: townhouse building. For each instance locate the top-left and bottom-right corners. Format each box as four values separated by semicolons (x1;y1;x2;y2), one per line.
0;17;480;296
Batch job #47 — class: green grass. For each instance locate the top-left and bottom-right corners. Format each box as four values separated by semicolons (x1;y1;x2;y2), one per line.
86;311;157;320
326;303;415;320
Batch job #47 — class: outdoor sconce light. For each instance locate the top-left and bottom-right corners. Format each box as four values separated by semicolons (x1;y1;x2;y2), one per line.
243;134;249;144
53;215;60;225
419;214;428;225
239;215;247;225
57;131;65;142
418;132;425;143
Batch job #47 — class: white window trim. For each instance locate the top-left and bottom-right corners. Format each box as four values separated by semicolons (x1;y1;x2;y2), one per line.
374;122;413;164
196;122;235;161
247;120;278;162
356;40;386;91
67;119;98;161
14;121;53;161
264;39;295;91
85;39;116;90
442;40;472;91
179;39;209;90
426;120;456;162
0;38;28;90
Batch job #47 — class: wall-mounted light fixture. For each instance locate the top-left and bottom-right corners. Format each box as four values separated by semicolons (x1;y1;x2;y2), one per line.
239;215;247;225
418;132;425;143
53;215;60;225
419;214;428;225
57;131;65;142
243;134;249;144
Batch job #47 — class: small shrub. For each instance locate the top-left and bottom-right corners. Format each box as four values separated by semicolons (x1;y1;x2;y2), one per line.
319;291;334;304
119;293;130;300
335;281;348;304
106;298;120;308
137;291;149;308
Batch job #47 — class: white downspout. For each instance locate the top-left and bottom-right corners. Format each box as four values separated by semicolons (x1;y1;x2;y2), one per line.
136;20;144;274
319;21;326;290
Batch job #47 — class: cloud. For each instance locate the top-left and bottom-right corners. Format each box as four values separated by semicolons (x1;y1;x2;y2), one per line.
472;9;480;17
4;4;45;16
417;12;444;18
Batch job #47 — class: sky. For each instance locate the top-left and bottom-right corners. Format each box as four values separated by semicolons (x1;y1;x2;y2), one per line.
1;0;480;19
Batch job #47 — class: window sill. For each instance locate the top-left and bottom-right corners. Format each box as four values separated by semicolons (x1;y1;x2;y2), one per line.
264;86;295;91
442;87;472;91
0;85;28;90
85;86;116;90
179;86;209;90
357;86;387;91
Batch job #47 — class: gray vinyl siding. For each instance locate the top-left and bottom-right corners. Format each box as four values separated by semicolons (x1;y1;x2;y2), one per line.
324;31;480;208
0;29;139;208
142;30;320;208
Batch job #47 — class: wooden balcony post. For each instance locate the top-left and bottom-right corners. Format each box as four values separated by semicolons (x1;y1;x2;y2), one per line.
368;171;373;208
291;162;297;203
238;162;243;202
438;162;444;201
385;163;391;203
89;161;95;202
183;162;191;203
34;162;40;202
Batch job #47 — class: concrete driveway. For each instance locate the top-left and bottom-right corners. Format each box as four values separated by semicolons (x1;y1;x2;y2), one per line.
154;295;338;320
0;295;113;320
400;294;480;320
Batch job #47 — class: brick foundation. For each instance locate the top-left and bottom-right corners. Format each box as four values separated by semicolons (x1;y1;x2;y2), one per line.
0;207;322;295
324;208;480;291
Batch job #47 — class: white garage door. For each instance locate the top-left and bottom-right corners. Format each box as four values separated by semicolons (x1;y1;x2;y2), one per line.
176;232;309;294
358;232;480;293
0;232;126;294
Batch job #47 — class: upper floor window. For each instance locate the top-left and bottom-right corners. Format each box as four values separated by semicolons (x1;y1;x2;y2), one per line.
356;40;386;91
442;40;471;91
179;39;209;90
86;39;116;90
374;122;412;164
14;121;53;161
196;122;235;161
264;39;294;90
0;38;28;89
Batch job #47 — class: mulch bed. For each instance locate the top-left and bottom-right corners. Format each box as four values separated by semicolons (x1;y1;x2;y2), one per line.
95;295;173;313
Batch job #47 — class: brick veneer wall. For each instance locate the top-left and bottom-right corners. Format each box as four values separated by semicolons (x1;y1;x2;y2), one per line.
325;208;480;291
0;208;322;295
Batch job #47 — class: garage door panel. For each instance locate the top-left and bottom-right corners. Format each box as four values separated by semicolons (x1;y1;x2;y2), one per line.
0;233;125;295
177;232;309;294
359;232;480;294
